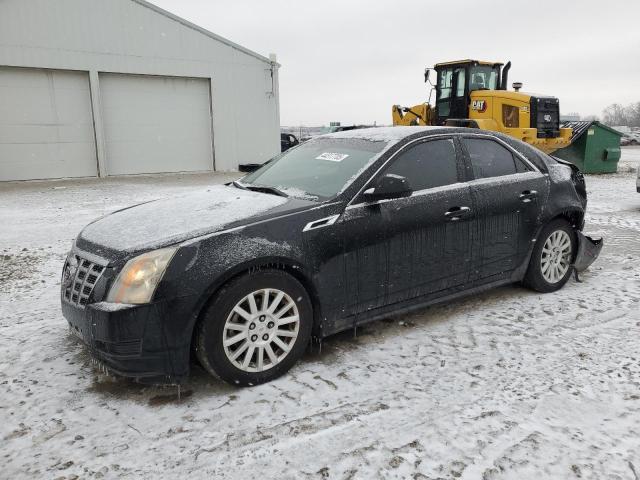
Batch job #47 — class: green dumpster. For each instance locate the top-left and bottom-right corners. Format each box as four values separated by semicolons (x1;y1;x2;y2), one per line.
555;121;623;173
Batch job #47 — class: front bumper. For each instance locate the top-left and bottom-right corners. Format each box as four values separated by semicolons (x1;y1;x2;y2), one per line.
62;300;191;384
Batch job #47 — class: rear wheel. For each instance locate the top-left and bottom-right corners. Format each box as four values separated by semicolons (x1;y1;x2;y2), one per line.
524;219;576;293
195;270;312;386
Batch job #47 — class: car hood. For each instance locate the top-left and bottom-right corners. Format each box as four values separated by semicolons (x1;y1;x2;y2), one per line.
79;185;303;253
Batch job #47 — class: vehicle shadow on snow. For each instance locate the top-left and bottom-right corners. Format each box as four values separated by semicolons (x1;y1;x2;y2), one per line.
84;363;239;407
76;284;544;403
303;284;532;365
69;335;237;407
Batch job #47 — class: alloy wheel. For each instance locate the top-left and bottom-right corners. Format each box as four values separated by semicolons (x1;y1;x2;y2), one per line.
540;230;572;284
222;288;300;373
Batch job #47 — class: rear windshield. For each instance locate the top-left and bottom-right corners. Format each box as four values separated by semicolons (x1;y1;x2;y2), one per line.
242;138;387;200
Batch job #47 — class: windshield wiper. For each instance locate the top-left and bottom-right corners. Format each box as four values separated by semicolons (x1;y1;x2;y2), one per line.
231;180;248;190
242;184;288;198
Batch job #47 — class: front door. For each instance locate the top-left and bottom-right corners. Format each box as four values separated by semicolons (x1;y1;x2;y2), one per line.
436;66;469;124
435;67;453;124
342;137;474;315
449;67;469;120
460;136;550;282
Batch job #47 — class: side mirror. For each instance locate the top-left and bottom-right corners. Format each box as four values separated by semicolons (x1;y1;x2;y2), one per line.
424;68;431;83
363;174;412;201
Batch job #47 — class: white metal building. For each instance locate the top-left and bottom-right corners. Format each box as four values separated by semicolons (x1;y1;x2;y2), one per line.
0;0;281;181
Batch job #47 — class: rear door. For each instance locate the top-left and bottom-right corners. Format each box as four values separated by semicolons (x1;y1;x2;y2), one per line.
461;136;549;282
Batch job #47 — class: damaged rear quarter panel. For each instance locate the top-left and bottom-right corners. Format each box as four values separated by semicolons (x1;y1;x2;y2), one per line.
542;162;586;228
508;160;586;281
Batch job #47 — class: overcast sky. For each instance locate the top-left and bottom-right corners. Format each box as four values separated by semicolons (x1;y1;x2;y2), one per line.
150;0;640;126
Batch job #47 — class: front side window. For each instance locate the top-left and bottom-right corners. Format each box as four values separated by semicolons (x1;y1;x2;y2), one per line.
438;69;453;101
383;139;458;191
242;137;387;200
463;138;530;179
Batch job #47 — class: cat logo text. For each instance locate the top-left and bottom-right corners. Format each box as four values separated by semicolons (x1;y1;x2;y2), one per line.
471;100;487;113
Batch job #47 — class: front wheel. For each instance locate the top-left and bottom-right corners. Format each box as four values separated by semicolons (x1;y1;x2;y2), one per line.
524;219;577;293
195;270;313;386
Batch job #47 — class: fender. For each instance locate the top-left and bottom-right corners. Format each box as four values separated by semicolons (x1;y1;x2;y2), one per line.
187;253;322;341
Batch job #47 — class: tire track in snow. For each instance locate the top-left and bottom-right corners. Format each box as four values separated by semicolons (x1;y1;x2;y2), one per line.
193;398;391;462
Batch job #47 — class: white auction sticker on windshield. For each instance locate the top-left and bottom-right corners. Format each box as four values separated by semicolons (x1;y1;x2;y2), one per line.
316;152;349;162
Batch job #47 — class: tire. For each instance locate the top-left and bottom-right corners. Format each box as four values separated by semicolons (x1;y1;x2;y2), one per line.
194;270;313;386
523;219;577;293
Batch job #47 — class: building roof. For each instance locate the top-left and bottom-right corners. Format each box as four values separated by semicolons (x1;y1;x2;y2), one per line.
132;0;277;65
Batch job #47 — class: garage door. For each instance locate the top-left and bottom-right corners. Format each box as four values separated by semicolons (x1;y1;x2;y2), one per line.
0;67;97;181
100;73;214;175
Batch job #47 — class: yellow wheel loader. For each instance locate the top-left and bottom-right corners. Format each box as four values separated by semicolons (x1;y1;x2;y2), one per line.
392;60;572;154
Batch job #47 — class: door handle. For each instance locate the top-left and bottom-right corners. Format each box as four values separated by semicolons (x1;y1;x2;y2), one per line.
444;206;471;221
519;190;538;203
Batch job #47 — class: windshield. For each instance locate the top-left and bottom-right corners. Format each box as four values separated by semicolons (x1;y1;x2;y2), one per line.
469;65;499;91
241;137;387;200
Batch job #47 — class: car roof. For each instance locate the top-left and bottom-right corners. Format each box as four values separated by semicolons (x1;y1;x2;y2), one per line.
319;126;553;173
321;126;448;142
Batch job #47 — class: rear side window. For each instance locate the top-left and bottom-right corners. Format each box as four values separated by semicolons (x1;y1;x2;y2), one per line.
384;139;458;191
463;138;530;179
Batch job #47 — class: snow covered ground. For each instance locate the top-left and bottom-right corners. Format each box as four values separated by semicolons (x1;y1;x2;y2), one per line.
1;150;639;479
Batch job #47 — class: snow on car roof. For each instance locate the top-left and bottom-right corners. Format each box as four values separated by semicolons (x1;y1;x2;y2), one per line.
321;126;447;142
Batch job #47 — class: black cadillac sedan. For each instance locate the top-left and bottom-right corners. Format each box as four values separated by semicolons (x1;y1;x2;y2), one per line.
61;127;600;386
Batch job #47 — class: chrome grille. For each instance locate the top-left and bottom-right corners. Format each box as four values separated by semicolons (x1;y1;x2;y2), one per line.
62;254;106;308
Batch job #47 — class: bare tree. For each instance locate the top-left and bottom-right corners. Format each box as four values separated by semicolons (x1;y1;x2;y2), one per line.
602;103;627;126
624;102;640;127
602;102;640;127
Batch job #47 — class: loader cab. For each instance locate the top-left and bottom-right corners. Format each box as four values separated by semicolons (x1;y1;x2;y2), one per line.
434;60;502;125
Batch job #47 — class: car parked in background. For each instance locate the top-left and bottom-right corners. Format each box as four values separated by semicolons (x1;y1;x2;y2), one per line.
61;127;600;386
280;132;299;152
620;134;640;146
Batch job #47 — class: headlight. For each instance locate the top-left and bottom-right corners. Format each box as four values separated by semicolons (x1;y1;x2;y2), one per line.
106;247;178;304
